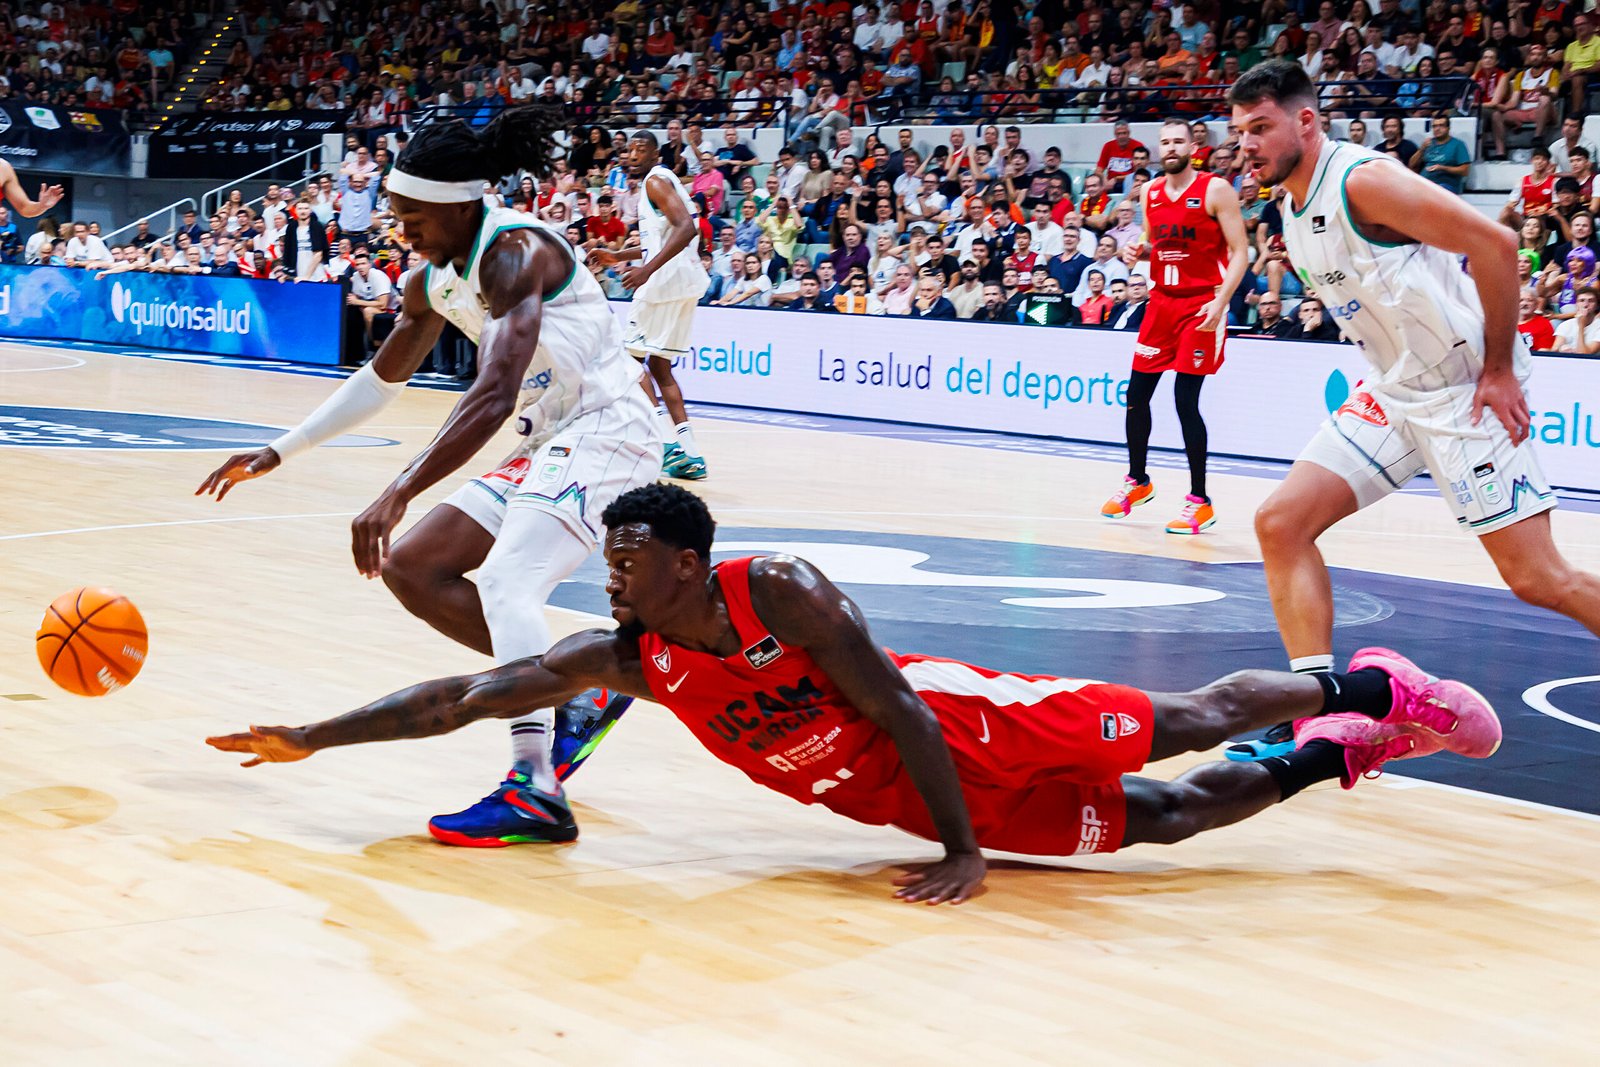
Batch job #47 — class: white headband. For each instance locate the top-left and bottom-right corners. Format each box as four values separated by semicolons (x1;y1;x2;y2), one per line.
387;169;484;203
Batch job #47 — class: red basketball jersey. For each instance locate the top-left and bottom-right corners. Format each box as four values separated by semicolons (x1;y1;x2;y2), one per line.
636;558;906;827
1145;169;1227;296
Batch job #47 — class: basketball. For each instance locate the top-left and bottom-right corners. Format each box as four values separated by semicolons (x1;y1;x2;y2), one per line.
35;587;148;697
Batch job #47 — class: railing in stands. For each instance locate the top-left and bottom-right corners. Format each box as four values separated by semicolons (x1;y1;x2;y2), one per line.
871;76;1483;126
410;99;794;141
102;197;199;246
198;144;326;219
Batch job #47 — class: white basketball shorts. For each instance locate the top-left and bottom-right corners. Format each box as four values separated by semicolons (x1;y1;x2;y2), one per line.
1298;375;1557;535
625;297;698;361
443;389;665;548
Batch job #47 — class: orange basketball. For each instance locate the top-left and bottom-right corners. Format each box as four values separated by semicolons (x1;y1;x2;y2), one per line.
35;587;148;697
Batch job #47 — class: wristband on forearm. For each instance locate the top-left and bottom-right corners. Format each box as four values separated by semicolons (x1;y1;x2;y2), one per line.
268;362;408;462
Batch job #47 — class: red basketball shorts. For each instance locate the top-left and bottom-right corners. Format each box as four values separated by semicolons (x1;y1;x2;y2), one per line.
886;653;1155;856
1133;289;1226;375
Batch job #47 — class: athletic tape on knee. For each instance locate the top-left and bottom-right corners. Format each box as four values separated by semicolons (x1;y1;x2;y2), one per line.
269;363;408;462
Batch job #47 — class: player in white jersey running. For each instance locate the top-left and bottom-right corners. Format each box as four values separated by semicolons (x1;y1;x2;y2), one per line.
590;131;712;480
1226;61;1600;714
196;106;662;845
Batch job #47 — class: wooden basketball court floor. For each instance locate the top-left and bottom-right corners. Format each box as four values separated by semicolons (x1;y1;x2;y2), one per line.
2;342;1598;1065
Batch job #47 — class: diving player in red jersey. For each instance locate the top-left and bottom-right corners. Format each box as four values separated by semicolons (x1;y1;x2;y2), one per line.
1101;119;1250;535
209;485;1501;905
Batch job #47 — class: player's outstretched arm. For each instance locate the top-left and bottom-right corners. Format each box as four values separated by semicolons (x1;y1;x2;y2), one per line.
206;628;644;765
749;557;985;905
1343;161;1531;443
0;159;63;217
195;271;444;501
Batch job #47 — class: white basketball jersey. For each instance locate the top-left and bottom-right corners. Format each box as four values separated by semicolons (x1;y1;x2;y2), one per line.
635;164;710;303
423;206;639;444
1281;139;1528;389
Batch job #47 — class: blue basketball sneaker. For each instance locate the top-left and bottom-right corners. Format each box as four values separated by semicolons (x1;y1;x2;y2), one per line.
1224;721;1296;761
553;688;633;780
427;762;578;847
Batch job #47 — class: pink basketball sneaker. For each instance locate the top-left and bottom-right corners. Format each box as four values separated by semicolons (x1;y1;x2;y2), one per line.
1293;713;1442;789
1347;647;1503;759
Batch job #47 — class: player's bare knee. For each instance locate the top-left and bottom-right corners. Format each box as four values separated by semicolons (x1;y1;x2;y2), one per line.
1504;562;1574;613
1129;780;1198;846
1254;496;1304;554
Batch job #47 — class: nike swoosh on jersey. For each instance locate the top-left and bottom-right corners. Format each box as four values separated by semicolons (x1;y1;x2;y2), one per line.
666;672;690;693
977;711;991;744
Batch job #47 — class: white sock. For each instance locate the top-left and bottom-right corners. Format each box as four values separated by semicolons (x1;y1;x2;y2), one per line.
509;709;557;791
654;404;678;447
1290;654;1335;674
479;508;594;795
675;422;699;457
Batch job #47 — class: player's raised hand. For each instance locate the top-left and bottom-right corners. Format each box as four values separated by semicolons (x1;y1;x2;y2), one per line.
1472;367;1532;445
892;851;986;905
206;725;313;767
351;489;407;579
38;183;63;211
196;447;282;501
587;247;618;270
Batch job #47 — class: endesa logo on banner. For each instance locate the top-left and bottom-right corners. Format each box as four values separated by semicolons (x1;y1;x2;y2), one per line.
0;264;341;364
649;305;1600;495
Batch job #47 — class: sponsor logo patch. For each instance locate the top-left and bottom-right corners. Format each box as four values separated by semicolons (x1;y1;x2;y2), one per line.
549;445;572;457
1474;462;1496;479
1337;390;1389;426
1311;215;1326;233
1185;196;1202;209
744;634;784;669
1074;804;1108;855
652;648;671;672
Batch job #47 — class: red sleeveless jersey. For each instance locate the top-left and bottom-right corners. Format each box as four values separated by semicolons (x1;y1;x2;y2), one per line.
634;558;1158;856
1146;170;1227;296
636;558;907;827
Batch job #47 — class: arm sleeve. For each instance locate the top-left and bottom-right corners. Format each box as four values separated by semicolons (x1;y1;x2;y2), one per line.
267;362;409;462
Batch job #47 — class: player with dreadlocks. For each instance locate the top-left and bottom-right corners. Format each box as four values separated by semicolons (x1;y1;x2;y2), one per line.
196;105;662;846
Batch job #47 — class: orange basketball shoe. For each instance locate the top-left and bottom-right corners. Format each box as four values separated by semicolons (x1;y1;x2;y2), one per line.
1165;494;1216;535
1100;477;1156;518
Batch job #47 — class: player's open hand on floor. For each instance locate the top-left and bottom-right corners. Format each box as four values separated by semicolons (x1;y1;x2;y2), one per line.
206;725;313;767
892;851;987;905
196;447;282;501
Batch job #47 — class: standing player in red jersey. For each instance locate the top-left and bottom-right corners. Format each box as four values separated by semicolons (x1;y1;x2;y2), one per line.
1101;119;1250;535
209;485;1500;906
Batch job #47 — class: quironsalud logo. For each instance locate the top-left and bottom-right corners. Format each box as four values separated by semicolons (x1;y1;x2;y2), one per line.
1324;369;1352;413
109;280;133;323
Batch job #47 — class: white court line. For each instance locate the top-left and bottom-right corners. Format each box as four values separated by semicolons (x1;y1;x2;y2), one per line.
0;511;352;542
0;353;87;373
1379;775;1600;825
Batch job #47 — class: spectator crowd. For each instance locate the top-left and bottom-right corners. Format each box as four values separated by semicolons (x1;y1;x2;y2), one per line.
22;1;1600;357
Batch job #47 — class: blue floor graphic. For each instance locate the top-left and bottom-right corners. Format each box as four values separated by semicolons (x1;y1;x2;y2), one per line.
550;528;1600;816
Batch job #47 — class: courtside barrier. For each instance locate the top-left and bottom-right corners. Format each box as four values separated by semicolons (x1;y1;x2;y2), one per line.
0;263;344;365
668;305;1600;494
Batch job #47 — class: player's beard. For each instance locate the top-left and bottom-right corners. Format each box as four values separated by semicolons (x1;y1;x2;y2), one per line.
1162;154;1190;175
1253;142;1303;188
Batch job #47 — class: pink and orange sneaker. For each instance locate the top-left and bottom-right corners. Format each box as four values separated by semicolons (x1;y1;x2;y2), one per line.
1101;477;1156;519
1348;647;1503;759
1293;712;1442;789
1165;494;1216;535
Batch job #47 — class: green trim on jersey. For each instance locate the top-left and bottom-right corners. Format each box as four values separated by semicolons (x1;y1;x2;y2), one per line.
1290;144;1341;219
1339;159;1408;248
